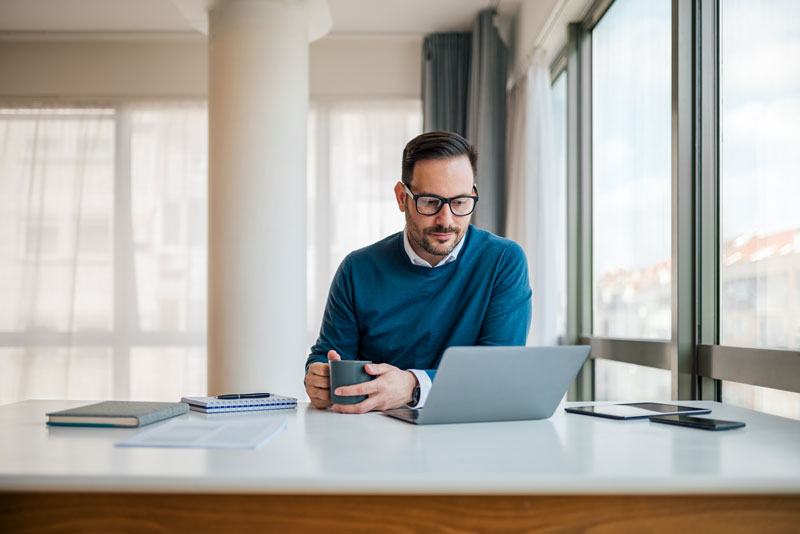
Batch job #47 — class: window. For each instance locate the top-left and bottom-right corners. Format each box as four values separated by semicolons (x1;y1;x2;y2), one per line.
306;100;422;347
0;104;207;405
595;359;670;402
720;0;800;350
592;0;672;340
587;0;672;400
719;0;800;418
563;0;799;417
0;108;115;332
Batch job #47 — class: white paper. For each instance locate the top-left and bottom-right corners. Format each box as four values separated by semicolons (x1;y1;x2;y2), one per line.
116;417;288;450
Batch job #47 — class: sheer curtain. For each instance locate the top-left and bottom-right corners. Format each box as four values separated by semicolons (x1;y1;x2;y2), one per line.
1;99;423;404
0;103;207;405
306;100;422;350
505;50;566;346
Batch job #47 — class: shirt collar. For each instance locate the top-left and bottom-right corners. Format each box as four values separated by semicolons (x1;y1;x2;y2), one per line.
403;227;468;268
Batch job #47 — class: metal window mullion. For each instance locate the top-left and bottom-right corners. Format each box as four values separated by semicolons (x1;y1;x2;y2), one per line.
566;23;594;401
589;338;671;370
0;332;205;347
671;0;697;401
582;0;616;31
696;0;721;401
578;29;593;345
549;45;568;84
698;345;800;394
578;24;594;401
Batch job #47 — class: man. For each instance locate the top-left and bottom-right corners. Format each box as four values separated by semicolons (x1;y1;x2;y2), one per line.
304;131;531;414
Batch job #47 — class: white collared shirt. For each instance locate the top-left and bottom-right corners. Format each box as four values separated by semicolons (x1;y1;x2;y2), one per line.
402;227;467;268
402;227;468;408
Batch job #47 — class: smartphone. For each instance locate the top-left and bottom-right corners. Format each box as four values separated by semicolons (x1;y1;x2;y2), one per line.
650;414;745;431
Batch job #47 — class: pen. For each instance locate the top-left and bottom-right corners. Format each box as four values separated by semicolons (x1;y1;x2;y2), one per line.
216;393;272;399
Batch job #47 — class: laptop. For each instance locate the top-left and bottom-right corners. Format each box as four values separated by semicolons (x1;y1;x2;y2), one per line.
383;345;590;425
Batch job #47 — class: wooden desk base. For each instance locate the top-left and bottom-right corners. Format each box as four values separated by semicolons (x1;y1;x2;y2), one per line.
2;493;798;533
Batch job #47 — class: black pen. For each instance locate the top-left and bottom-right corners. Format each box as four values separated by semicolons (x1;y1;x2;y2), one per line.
216;393;272;399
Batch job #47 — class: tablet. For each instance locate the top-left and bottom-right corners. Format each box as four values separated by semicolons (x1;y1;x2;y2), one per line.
564;402;711;420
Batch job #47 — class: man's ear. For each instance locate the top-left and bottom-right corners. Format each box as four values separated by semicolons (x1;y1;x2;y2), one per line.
394;181;407;213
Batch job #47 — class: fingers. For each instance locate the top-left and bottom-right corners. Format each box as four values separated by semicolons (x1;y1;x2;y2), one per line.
305;384;332;409
365;363;396;376
309;361;330;377
334;380;380;398
305;372;330;389
332;397;378;414
310;397;332;409
327;350;341;362
305;363;331;409
331;369;416;414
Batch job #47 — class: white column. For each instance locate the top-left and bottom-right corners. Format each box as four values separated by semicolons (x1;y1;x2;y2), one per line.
207;0;314;397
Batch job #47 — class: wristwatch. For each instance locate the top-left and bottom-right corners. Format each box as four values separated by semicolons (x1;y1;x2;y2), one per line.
409;383;421;407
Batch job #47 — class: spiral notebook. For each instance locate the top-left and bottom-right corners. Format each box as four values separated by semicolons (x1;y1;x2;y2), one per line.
181;395;297;413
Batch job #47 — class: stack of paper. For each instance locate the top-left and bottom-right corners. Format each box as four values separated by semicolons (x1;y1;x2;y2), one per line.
116;417;288;450
181;395;297;413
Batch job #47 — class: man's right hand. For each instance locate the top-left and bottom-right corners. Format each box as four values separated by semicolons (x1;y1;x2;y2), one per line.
304;350;342;409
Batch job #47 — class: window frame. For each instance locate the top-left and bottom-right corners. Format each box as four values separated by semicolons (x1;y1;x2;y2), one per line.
562;0;800;403
0;101;207;400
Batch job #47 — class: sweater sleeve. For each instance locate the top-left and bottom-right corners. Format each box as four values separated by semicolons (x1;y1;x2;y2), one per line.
476;241;532;346
305;256;361;373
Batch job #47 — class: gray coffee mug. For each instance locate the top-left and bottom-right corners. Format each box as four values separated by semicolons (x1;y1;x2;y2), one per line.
330;360;374;405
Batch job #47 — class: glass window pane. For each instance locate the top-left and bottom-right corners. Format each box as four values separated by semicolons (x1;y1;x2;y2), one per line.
130;347;206;401
0;108;114;332
722;380;800;421
0;347;113;404
592;0;672;339
720;0;800;350
131;105;208;333
594;359;671;402
0;104;209;404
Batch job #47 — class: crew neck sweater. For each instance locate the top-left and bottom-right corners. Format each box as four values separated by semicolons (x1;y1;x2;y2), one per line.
306;225;532;379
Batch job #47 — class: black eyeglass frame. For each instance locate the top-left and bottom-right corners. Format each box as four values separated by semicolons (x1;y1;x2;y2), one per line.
403;184;479;216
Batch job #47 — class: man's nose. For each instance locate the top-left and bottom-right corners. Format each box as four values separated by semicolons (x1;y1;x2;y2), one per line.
434;204;455;227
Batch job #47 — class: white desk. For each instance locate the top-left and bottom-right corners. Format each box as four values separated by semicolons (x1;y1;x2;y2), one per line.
1;400;799;532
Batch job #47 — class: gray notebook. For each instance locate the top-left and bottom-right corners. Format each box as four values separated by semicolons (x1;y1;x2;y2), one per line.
46;401;189;428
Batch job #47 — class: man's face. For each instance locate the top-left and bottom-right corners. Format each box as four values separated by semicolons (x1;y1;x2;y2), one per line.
393;155;475;266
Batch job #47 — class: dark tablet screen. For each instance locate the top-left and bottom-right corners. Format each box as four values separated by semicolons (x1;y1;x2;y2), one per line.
565;402;711;420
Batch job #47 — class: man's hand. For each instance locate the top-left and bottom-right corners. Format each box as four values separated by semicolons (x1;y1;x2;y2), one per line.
304;350;342;409
332;363;417;414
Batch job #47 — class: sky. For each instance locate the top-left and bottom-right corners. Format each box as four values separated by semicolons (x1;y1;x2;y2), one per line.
590;0;800;276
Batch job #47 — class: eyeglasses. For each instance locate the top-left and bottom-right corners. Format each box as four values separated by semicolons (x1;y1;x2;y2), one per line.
403;184;479;216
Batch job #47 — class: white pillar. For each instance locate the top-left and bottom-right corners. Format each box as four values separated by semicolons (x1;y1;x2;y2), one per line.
207;0;314;397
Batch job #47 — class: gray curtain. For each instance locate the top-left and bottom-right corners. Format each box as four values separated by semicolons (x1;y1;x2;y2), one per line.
422;33;471;135
467;9;509;236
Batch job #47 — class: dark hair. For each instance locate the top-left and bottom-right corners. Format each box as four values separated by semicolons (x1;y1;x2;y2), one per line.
401;131;478;186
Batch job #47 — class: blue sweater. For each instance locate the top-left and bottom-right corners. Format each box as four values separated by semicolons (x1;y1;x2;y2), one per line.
306;225;532;380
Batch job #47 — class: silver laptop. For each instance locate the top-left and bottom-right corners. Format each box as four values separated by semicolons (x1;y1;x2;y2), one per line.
383;345;590;425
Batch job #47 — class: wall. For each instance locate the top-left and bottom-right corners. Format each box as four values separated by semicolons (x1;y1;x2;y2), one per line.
0;34;422;100
515;0;561;69
311;35;420;99
513;0;593;74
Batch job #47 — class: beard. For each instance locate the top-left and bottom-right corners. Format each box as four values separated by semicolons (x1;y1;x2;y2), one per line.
405;213;464;258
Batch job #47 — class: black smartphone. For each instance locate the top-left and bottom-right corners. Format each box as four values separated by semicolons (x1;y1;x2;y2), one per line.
650;414;745;431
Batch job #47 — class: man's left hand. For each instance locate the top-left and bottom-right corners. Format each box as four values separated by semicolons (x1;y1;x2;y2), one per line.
332;363;416;414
